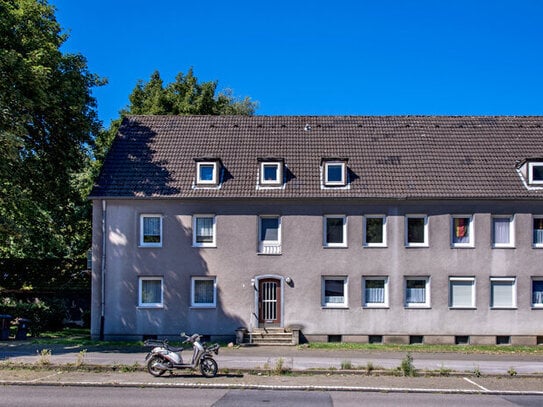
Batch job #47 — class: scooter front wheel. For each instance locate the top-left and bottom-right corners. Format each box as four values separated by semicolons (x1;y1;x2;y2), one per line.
147;355;167;377
200;357;218;377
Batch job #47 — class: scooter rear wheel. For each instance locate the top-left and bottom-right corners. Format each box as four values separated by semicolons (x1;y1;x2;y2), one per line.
200;357;218;377
147;355;167;377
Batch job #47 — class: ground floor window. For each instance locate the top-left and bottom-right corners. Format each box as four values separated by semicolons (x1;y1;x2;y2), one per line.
362;277;388;307
322;277;348;308
139;277;163;307
191;277;216;307
449;277;475;308
490;277;516;309
532;279;543;308
404;277;430;308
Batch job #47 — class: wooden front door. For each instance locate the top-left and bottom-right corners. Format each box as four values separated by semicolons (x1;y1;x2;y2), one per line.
258;278;281;326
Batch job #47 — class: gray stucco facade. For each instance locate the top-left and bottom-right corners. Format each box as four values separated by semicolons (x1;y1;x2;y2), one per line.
90;115;543;344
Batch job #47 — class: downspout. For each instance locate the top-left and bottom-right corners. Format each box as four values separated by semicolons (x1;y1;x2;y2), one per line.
99;199;107;341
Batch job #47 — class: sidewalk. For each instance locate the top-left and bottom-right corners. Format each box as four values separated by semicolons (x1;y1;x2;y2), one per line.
1;341;543;394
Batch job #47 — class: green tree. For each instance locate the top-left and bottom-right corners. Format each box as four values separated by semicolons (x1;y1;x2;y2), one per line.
0;0;104;260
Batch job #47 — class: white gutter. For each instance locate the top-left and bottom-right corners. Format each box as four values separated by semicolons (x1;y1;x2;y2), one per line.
100;199;107;340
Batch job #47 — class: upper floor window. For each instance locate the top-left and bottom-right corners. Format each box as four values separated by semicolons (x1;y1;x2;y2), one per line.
363;215;387;247
140;214;162;247
405;215;428;247
529;162;543;184
451;215;474;248
533;216;543;248
139;277;163;308
322;159;348;187
492;215;514;248
259;160;283;186
258;216;281;254
193;215;216;247
195;159;220;186
323;215;347;247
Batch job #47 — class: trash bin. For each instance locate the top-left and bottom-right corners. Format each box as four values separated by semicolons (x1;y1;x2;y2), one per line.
15;318;30;340
0;315;12;340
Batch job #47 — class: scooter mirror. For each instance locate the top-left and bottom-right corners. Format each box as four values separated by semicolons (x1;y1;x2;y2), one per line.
180;332;185;337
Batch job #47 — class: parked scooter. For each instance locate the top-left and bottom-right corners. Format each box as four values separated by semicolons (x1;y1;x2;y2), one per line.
144;333;219;377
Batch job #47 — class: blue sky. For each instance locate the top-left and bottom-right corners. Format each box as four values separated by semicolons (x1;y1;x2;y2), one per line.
51;0;543;127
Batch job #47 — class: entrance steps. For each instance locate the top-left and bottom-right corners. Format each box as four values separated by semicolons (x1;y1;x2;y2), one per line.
244;327;296;346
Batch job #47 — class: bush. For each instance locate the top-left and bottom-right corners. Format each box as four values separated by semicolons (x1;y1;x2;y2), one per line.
0;297;67;337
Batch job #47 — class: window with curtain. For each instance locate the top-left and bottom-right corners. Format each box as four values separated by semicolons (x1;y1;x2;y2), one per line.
532;280;543;307
452;216;472;246
490;278;516;308
322;277;347;307
492;216;513;247
405;278;429;307
533;217;543;247
193;215;215;247
363;277;388;307
324;216;346;247
139;277;163;307
449;278;475;308
191;278;216;307
140;215;162;246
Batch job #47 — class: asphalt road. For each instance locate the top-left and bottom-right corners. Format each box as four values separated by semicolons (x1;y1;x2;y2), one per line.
1;386;542;407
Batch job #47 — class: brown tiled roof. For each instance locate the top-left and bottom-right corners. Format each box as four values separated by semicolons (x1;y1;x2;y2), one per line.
90;115;543;200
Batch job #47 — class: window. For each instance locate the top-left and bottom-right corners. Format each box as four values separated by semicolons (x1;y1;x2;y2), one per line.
532;279;543;308
529;162;543;184
322;277;348;308
490;277;516;309
492;215;514;248
260;162;283;185
451;215;474;247
193;215;216;247
139;277;163;307
533;216;543;248
363;215;387;247
404;277;430;308
140;215;162;247
323;161;347;186
449;277;476;308
258;216;281;254
363;277;389;308
196;161;219;185
405;215;428;247
191;277;216;308
323;215;347;247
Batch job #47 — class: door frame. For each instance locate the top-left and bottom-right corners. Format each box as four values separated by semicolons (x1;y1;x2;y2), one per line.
254;275;284;328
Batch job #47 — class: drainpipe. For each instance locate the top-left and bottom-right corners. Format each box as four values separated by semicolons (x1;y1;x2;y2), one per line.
99;200;107;341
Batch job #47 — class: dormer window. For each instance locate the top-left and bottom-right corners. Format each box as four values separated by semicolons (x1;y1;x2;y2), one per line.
529;162;543;184
258;158;284;187
322;159;348;187
195;158;221;186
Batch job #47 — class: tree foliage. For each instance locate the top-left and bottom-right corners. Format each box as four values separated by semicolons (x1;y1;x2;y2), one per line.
0;0;104;259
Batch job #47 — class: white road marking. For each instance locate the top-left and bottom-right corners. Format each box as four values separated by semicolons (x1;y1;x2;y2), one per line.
463;377;489;392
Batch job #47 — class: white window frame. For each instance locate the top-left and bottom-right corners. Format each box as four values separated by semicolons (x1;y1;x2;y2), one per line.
528;162;543;184
491;215;515;248
260;162;283;185
363;215;387;247
531;278;543;308
321;276;348;308
192;215;216;248
323;215;347;247
533;215;543;248
139;214;163;247
323;161;346;186
404;277;430;308
258;215;282;254
196;161;219;185
362;276;389;308
138;277;164;308
191;277;217;308
405;215;428;247
490;277;517;309
449;277;476;309
451;215;474;248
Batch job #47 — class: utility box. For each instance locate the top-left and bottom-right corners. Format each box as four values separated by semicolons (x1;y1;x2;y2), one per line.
0;315;12;340
15;318;30;340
